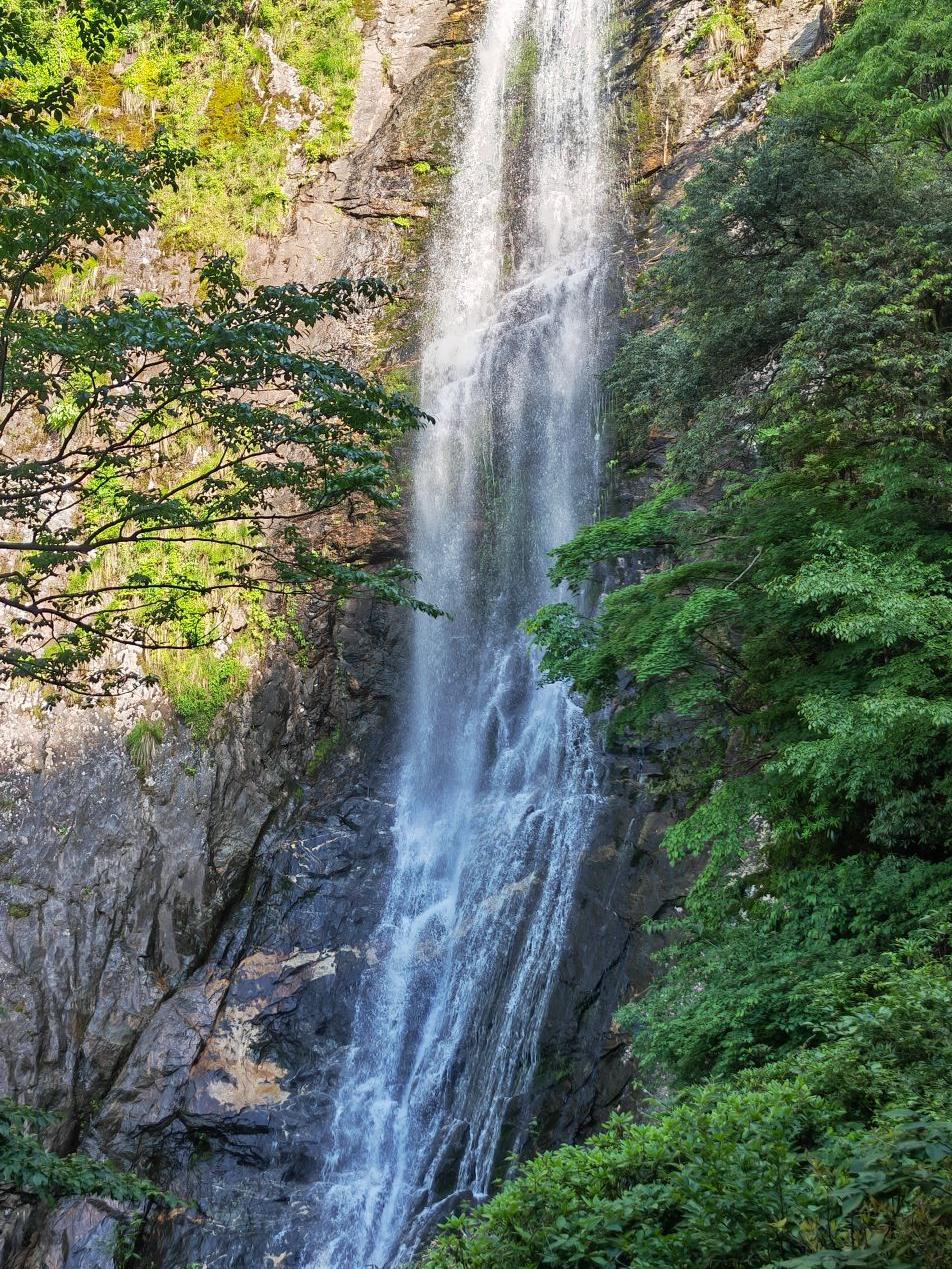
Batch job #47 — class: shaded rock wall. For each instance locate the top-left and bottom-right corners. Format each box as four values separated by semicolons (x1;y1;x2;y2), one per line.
0;591;380;1264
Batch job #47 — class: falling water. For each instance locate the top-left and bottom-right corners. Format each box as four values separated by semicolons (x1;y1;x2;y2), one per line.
308;0;614;1264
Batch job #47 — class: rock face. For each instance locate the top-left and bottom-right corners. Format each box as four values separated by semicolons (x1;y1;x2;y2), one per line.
1;1;837;1265
0;651;317;1127
247;0;482;296
618;0;832;196
17;1198;133;1269
0;580;404;1264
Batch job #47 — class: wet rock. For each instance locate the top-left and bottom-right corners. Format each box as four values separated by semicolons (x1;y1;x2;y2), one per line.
0;1198;33;1266
428;1119;473;1197
17;1197;133;1269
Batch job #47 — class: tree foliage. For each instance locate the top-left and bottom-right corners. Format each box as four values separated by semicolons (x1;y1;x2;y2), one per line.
620;855;952;1086
527;0;952;866
776;0;952;151
420;931;952;1269
0;111;432;692
464;6;952;1268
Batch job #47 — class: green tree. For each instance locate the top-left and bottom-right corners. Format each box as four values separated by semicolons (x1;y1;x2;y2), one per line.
461;9;952;1269
527;2;952;868
620;855;952;1086
776;0;952;151
0;112;432;692
419;931;952;1269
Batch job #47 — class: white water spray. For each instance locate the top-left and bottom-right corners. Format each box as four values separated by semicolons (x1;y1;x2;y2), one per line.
308;1;613;1263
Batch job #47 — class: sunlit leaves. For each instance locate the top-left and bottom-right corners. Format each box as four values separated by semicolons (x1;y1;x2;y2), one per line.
775;0;952;152
0;116;431;691
527;9;952;857
420;922;952;1269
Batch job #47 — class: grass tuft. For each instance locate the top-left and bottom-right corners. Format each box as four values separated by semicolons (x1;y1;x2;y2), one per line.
306;725;343;775
125;718;165;776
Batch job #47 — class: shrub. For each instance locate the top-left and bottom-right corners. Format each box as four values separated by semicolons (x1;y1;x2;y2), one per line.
0;1099;168;1207
419;936;952;1269
620;856;952;1085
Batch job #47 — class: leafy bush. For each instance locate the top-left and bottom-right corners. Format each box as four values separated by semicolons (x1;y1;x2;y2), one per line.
776;0;952;151
0;1099;167;1206
419;936;952;1269
619;857;952;1086
686;4;753;85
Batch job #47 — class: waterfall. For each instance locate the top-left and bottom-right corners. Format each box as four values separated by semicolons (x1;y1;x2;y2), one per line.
307;1;613;1263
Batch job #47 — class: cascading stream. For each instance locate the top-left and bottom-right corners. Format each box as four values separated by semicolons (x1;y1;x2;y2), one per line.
307;1;613;1264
